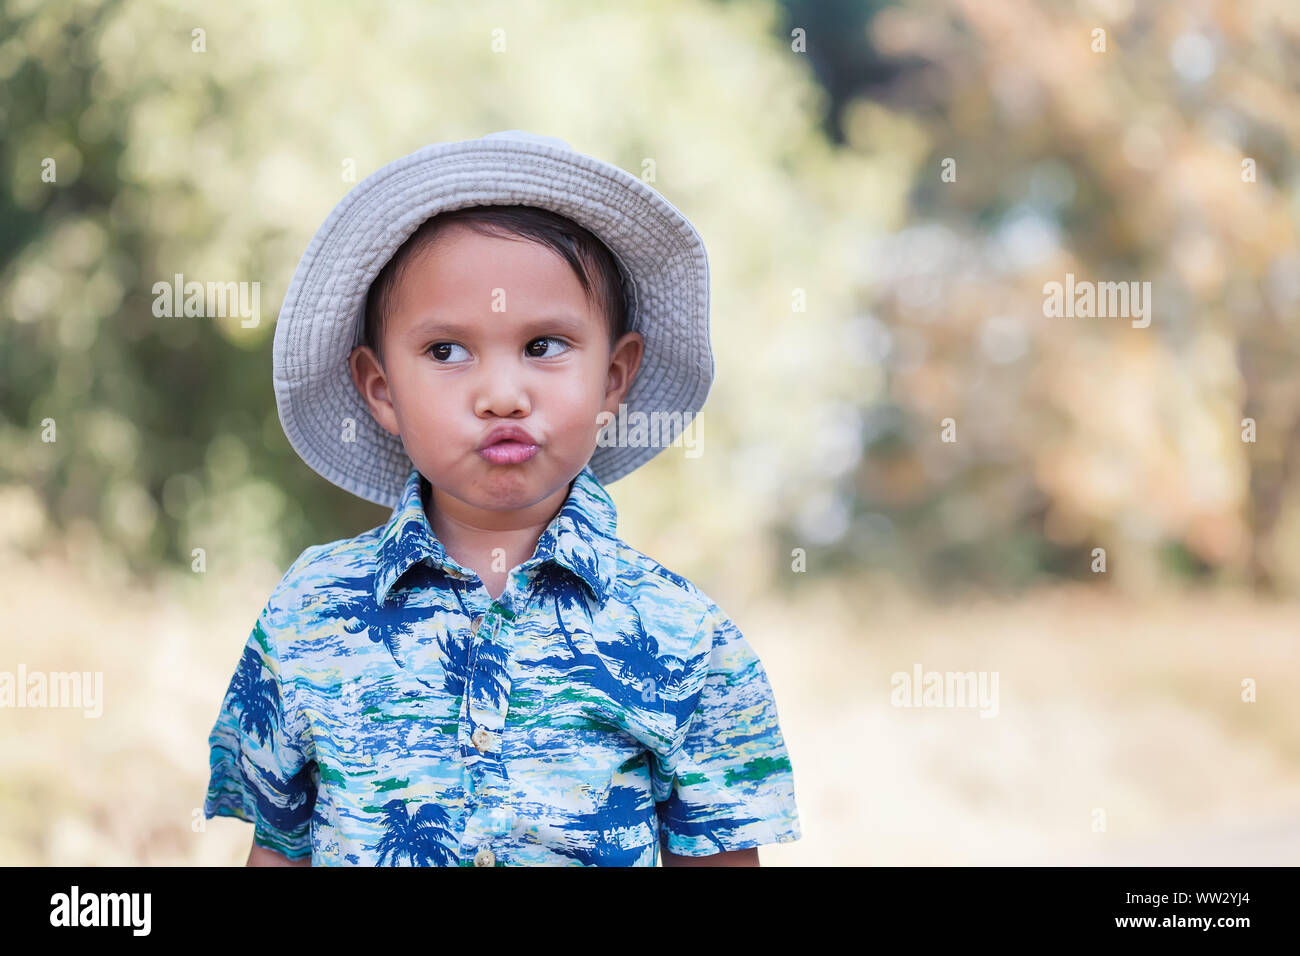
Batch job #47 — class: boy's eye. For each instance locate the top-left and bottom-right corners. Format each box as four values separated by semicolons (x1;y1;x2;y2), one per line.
427;342;469;362
526;336;570;358
427;338;570;362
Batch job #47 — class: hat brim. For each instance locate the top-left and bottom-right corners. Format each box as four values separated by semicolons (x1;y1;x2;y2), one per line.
272;136;712;508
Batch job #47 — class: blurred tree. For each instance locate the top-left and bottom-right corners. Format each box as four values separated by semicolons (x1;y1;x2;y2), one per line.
0;0;900;598
767;0;918;144
800;0;1300;596
8;0;1297;600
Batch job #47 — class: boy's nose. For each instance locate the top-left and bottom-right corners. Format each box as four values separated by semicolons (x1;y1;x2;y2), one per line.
472;362;532;419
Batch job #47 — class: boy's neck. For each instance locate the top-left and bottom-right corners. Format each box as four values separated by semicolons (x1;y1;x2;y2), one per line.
421;475;574;590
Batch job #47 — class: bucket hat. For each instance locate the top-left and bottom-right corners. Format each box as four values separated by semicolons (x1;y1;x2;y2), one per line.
272;129;712;509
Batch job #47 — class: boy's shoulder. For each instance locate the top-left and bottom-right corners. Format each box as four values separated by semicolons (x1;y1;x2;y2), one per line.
604;535;724;628
259;525;387;616
607;537;702;594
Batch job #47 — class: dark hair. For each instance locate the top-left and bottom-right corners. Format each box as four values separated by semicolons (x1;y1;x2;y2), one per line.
361;204;630;366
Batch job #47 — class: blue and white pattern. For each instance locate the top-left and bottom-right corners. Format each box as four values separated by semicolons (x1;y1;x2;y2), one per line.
203;462;802;865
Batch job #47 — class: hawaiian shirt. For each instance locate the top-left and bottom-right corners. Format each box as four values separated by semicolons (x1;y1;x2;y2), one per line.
203;462;802;866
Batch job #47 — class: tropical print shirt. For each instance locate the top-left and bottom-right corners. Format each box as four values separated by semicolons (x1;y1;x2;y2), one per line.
203;462;802;865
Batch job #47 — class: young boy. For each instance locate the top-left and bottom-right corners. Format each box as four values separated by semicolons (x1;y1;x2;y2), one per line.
203;130;802;866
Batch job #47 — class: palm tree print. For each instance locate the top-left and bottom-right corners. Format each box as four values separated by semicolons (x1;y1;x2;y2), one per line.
530;561;595;658
323;573;452;691
433;571;474;696
371;798;458;866
378;519;440;579
552;785;655;866
232;637;278;745
595;606;690;715
519;572;705;726
554;511;609;585
467;637;512;710
226;630;315;834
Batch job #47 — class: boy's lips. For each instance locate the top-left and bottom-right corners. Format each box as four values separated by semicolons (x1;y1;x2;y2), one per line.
478;424;540;465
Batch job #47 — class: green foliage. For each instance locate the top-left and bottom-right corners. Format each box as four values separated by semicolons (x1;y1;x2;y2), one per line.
1;0;897;591
6;0;1297;596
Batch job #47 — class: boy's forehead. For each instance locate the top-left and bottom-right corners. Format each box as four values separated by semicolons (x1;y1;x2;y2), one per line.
396;227;571;286
384;230;603;333
404;310;592;338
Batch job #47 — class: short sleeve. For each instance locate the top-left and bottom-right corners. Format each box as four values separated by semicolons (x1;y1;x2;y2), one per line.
650;605;802;857
203;606;316;861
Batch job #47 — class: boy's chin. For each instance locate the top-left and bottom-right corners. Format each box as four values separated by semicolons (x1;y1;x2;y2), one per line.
429;458;559;499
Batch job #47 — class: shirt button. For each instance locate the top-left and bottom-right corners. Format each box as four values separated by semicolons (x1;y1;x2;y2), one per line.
469;615;484;636
474;848;496;867
471;727;493;752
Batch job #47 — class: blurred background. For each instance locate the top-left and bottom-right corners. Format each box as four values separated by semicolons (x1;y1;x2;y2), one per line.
2;0;1299;865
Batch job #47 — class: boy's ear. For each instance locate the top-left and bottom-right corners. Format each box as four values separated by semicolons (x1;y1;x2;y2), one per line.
349;346;400;437
604;330;644;407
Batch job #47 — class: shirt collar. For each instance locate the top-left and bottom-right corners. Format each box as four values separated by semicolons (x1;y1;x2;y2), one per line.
373;463;618;607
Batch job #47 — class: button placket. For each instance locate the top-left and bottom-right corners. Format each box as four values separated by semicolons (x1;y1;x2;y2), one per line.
462;596;512;797
461;592;523;867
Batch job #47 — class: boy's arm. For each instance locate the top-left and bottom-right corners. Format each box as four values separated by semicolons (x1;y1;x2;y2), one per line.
247;841;311;867
661;847;759;867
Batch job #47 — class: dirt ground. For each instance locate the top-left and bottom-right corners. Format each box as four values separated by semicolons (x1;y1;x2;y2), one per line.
752;578;1300;866
3;546;1297;865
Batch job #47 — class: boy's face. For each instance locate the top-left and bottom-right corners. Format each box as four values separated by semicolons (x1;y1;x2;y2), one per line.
349;223;643;519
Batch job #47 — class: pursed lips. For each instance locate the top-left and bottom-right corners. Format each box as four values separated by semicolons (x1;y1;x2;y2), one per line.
478;425;540;463
479;424;538;449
